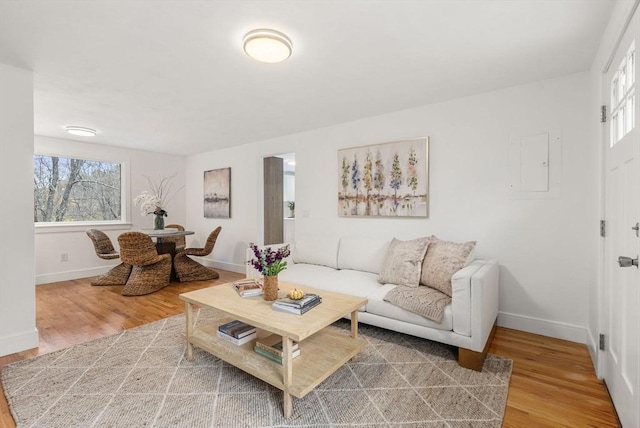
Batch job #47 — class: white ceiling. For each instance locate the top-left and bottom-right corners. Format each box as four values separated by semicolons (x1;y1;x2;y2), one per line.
0;1;614;156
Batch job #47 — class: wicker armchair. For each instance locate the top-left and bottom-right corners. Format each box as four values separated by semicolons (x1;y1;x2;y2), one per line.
117;232;172;296
86;229;132;286
174;227;222;282
163;223;186;253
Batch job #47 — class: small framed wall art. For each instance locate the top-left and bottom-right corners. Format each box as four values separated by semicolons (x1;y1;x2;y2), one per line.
338;137;429;217
204;167;231;218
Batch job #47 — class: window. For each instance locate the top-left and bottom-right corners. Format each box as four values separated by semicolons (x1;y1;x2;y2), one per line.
611;42;636;146
34;155;122;223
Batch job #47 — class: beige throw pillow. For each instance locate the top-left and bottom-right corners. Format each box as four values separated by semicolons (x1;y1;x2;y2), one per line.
420;236;476;296
378;237;430;287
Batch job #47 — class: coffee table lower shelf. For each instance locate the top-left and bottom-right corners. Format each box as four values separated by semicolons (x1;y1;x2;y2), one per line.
189;323;366;398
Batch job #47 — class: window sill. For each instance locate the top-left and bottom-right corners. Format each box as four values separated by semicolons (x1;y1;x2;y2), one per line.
35;222;134;234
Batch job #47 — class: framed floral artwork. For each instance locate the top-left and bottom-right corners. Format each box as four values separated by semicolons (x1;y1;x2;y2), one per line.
204;167;231;218
338;137;428;217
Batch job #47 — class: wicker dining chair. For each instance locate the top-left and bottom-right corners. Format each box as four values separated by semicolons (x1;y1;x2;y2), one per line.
174;227;222;282
86;229;132;286
163;223;186;253
117;231;172;296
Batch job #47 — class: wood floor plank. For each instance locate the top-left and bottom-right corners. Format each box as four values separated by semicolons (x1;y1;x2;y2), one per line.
490;327;620;427
0;272;620;427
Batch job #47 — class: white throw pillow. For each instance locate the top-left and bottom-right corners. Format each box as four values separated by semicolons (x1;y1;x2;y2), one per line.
377;237;430;287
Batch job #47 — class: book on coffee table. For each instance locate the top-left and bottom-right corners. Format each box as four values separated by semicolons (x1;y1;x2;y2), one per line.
273;293;321;308
255;334;299;357
272;297;322;315
231;279;263;297
254;346;300;364
217;330;257;345
218;320;256;338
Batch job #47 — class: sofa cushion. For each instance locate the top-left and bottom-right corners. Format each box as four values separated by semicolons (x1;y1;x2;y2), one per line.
421;236;476;296
278;265;382;312
278;263;340;288
292;236;340;269
366;285;453;331
332;269;382;304
337;237;390;274
378;237;430;287
383;285;451;323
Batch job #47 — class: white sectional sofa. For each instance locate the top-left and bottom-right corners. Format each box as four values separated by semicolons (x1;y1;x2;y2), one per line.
246;235;499;371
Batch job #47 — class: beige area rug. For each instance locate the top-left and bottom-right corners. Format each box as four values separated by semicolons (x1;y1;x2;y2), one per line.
2;309;512;427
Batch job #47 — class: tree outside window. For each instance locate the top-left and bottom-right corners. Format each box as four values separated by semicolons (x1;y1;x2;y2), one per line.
33;155;122;222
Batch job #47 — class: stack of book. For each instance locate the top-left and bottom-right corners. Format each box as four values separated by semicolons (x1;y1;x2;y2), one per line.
216;320;256;345
272;293;322;315
232;278;263;297
253;334;300;364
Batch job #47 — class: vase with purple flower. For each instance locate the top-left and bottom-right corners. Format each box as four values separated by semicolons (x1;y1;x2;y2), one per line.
248;243;291;301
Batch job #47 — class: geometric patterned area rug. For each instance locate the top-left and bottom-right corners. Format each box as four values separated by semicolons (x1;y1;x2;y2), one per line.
2;309;512;427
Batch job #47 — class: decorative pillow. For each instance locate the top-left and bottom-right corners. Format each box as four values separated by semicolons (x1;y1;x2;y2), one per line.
384;284;451;323
420;236;476;296
377;237;430;287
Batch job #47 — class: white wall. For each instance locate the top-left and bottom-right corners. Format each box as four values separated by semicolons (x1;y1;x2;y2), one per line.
186;71;597;344
0;64;38;356
34;136;187;284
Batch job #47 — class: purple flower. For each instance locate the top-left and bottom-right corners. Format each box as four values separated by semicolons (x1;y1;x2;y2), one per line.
247;243;291;276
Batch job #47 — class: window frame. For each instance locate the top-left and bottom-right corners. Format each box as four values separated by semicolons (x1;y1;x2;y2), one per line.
611;42;636;146
33;151;132;232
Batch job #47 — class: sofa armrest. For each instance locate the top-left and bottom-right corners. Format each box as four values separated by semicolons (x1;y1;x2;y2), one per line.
245;242;296;278
451;259;499;352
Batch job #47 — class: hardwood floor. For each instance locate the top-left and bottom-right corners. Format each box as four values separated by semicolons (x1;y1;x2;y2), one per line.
490;327;619;427
0;272;620;427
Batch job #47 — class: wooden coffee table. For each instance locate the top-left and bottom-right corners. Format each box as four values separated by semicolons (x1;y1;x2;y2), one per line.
179;282;367;418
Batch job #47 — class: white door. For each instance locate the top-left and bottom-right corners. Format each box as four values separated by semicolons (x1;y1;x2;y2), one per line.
603;7;640;427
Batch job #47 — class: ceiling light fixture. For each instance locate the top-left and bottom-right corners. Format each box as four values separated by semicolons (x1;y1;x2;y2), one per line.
243;29;292;63
66;126;97;137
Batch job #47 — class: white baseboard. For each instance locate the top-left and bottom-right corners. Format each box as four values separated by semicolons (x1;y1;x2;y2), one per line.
36;259;246;285
586;329;602;378
498;311;588;344
36;266;110;285
0;328;39;357
201;258;246;274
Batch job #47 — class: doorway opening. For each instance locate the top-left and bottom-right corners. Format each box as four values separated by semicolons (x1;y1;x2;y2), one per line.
263;153;295;245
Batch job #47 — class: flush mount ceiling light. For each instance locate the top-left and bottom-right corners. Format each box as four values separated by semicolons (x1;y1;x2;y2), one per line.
65;126;97;137
243;29;292;63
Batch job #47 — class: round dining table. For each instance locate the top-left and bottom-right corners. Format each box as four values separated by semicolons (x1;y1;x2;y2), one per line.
139;228;195;280
140;228;195;243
